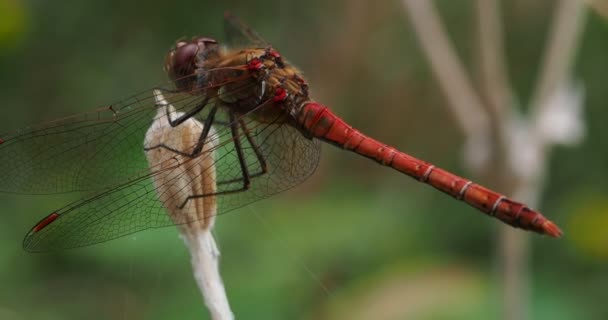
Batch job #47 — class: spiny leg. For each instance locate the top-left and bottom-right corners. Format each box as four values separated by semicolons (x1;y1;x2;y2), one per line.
155;87;229;127
179;111;252;209
218;118;268;185
154;87;215;128
154;86;196;127
238;118;267;173
165;96;210;127
228;111;251;191
144;104;219;158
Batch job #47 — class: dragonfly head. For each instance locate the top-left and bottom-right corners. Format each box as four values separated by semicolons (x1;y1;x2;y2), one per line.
165;36;219;91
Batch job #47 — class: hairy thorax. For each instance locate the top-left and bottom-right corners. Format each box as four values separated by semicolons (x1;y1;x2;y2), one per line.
200;47;311;124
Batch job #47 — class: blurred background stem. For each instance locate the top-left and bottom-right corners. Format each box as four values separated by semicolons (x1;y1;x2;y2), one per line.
402;0;587;319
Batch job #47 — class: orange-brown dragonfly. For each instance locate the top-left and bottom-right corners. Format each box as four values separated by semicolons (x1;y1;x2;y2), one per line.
0;14;561;252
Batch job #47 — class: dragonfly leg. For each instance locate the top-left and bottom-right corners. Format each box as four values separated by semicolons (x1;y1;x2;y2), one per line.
227;111;251;190
152;87;210;127
144;105;218;158
217;118;268;185
164;96;211;127
154;87;228;127
236;117;268;175
178;111;252;209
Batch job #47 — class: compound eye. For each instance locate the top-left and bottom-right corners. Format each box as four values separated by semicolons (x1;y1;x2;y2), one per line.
173;43;199;73
164;36;220;90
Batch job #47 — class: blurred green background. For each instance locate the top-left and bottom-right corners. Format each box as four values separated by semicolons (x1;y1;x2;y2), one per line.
0;0;607;319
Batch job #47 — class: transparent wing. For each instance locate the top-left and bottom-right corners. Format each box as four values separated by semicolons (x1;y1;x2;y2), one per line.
0;71;255;194
223;11;270;48
23;110;321;252
10;17;322;251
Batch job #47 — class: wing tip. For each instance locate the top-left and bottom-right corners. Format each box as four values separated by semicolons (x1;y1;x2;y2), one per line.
22;212;61;252
22;232;38;252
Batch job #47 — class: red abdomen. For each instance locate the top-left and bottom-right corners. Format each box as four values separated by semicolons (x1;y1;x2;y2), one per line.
297;102;562;237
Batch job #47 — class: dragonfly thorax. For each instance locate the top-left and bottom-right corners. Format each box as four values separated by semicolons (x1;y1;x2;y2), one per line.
200;47;312;122
165;36;312;126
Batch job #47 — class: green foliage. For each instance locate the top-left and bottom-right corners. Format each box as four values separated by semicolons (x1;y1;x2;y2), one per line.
0;0;27;51
0;0;607;319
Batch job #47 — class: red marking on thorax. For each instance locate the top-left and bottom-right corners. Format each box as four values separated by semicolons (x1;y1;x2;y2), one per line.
268;49;281;59
265;49;284;67
33;212;60;233
273;87;288;102
0;138;4;145
247;58;263;71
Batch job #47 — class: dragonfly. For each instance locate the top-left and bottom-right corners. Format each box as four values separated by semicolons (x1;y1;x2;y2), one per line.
0;13;562;252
